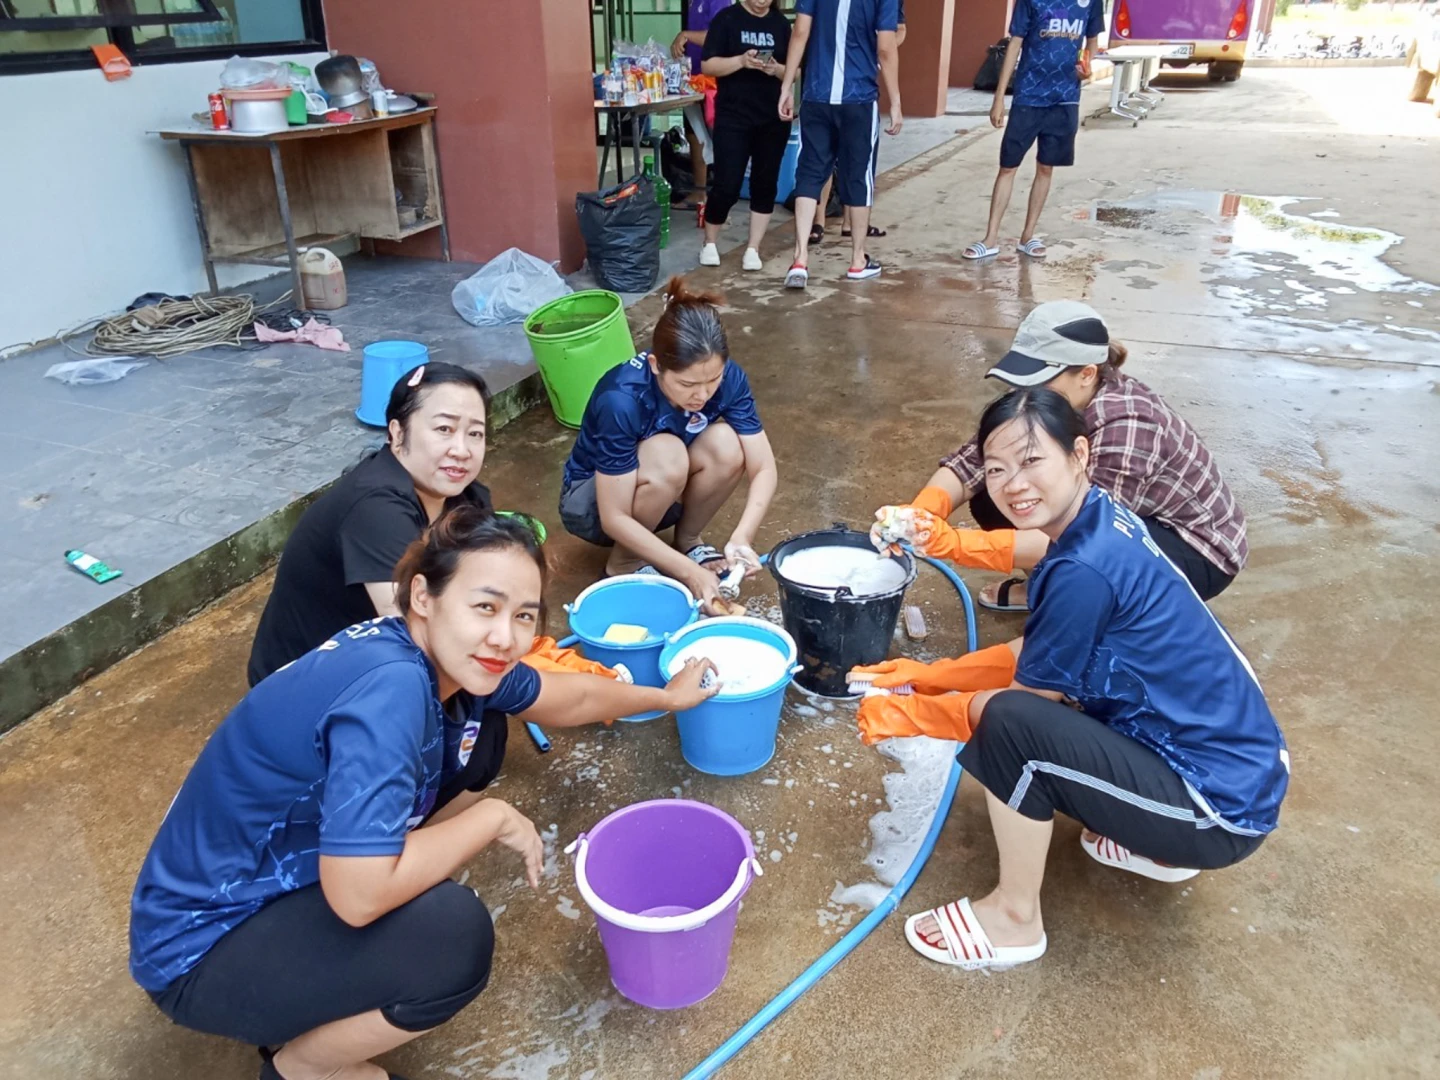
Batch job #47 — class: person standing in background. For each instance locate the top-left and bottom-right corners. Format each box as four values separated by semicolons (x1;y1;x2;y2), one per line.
699;0;794;272
962;0;1104;260
673;0;732;202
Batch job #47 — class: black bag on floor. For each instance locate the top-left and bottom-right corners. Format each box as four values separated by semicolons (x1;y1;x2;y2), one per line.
659;129;694;203
974;38;1014;93
576;176;661;294
782;180;843;218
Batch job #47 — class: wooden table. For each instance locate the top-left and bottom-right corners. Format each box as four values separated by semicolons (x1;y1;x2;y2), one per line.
594;93;703;187
158;108;448;302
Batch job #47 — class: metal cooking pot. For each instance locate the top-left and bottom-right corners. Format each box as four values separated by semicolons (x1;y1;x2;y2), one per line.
316;55;366;109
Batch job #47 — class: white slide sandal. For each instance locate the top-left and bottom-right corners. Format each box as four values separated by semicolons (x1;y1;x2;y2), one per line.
903;897;1047;971
1081;832;1200;883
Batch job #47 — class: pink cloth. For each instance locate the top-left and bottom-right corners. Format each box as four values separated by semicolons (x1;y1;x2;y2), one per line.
253;318;350;352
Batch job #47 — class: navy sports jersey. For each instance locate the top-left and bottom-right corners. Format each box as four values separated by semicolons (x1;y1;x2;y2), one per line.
795;0;899;105
129;617;541;992
561;353;764;488
1017;488;1289;835
1010;0;1106;107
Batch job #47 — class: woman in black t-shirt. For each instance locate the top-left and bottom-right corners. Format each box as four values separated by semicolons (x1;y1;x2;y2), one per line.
246;362;494;686
699;0;793;274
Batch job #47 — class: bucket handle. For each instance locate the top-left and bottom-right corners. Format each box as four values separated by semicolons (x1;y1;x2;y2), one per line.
565;834;762;934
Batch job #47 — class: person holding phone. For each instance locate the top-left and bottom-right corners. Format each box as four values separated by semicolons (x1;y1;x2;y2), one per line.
699;0;794;273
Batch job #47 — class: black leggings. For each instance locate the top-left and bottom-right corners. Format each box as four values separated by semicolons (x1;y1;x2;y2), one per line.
149;711;510;1047
960;691;1264;870
706;115;792;224
969;487;1235;600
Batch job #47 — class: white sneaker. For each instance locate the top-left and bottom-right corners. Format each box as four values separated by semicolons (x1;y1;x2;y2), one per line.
742;248;763;272
699;243;720;267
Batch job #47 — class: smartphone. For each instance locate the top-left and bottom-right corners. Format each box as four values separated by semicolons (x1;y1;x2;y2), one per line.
755;48;774;63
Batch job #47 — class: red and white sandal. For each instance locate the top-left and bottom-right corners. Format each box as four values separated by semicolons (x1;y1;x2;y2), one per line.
1081;832;1200;883
903;897;1047;971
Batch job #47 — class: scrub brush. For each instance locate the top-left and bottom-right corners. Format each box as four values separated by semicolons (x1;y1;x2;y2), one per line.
845;670;914;696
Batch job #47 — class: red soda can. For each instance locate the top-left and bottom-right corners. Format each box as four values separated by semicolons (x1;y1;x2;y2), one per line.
208;92;229;130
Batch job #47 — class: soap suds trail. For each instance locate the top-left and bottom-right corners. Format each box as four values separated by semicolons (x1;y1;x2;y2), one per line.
864;736;959;885
669;634;791;695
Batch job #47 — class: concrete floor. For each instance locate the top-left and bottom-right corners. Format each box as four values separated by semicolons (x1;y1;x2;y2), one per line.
2;68;1439;1080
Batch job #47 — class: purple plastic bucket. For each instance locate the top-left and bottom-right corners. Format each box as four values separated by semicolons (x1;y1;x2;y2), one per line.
569;799;761;1009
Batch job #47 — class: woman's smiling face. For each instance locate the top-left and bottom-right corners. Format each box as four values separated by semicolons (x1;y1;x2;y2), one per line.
391;383;487;502
982;415;1090;538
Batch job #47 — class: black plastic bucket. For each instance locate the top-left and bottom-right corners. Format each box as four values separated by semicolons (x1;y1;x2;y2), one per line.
767;525;916;697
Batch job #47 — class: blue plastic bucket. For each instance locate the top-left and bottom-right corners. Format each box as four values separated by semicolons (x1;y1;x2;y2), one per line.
565;574;699;722
357;340;428;426
659;617;799;776
739;123;800;204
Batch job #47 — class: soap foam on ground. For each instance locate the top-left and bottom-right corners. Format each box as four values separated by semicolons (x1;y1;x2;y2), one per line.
864;736;959;885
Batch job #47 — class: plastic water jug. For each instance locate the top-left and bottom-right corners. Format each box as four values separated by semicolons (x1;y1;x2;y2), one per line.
300;248;347;310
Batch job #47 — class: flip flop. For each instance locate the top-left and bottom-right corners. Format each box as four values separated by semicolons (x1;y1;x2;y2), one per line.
840;225;888;238
903;897;1047;970
1081;833;1200;883
808;224;825;244
605;564;660;577
962;241;1000;260
1018;238;1048;258
260;1056;407;1080
846;257;882;281
785;262;809;289
977;576;1029;612
684;543;727;570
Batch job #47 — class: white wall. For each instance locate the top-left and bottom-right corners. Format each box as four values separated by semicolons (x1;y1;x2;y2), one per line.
0;53;326;354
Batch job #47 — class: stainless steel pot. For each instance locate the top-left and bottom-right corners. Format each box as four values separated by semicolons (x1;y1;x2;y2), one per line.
316;55;366;109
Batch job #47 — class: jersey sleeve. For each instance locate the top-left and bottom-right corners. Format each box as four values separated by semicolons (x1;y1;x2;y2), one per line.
794;0;816;16
701;7;730;60
317;665;428;856
339;490;423;587
1086;0;1106;38
487;662;543;715
585;389;648;476
775;13;793;62
719;364;764;435
1009;0;1033;39
877;0;900;32
1015;559;1115;697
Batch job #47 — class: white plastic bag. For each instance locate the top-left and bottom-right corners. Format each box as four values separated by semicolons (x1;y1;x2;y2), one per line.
45;358;146;385
219;56;289;90
451;248;572;328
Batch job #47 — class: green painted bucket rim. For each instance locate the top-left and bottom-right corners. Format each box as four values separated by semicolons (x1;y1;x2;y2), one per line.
523;290;625;340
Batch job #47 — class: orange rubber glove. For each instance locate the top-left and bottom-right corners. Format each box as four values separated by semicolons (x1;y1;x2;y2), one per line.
520;636;621;680
909;484;954;520
857;690;985;746
871;505;1017;573
849;643;1017;695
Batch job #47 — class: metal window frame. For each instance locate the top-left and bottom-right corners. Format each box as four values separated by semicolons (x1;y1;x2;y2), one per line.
0;0;325;76
0;0;221;31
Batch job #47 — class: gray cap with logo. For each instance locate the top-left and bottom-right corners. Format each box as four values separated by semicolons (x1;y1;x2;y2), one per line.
986;300;1111;387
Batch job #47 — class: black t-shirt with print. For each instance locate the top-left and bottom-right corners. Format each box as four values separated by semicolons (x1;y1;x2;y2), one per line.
702;3;792;125
246;446;492;686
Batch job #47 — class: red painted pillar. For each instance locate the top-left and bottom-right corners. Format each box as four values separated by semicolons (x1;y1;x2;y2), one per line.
324;0;596;272
896;0;956;117
949;0;1012;88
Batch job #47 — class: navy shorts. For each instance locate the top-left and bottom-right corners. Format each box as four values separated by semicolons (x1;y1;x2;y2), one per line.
1000;103;1080;169
559;474;682;547
793;100;880;208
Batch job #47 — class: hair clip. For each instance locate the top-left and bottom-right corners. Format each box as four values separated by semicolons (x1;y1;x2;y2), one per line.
407;364;426;387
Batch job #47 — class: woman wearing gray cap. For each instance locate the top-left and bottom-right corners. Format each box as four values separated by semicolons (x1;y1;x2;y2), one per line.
874;300;1247;610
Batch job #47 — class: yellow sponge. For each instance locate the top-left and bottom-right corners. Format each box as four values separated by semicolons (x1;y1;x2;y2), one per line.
602;623;650;644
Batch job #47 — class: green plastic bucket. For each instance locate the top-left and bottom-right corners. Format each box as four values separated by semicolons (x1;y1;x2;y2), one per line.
523;290;636;428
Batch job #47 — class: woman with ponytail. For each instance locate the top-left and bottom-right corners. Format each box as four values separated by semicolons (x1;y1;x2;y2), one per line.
874;300;1248;611
560;275;779;614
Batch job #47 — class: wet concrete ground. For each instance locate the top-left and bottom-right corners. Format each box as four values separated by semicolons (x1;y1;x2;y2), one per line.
2;69;1439;1079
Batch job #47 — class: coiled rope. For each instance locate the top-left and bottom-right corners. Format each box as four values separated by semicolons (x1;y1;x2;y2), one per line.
66;292;293;359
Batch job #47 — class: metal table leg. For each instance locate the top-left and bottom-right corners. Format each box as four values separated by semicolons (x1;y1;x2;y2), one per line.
180;141;219;295
1134;55;1164;108
630;111;642;180
268;142;302;301
598;109;613;187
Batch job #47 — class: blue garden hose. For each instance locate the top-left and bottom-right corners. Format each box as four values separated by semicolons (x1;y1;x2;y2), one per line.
680;550;978;1080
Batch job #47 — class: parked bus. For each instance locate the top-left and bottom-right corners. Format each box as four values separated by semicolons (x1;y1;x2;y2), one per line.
1110;0;1252;82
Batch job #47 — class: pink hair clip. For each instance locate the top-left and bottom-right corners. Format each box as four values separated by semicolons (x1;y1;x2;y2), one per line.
406;364;426;387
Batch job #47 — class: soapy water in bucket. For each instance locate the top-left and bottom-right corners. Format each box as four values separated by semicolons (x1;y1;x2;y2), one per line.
777;546;908;596
668;636;792;696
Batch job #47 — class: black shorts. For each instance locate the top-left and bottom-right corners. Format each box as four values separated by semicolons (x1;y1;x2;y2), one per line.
793;100;880;208
558;473;682;547
960;691;1266;870
1000;103;1080;169
147;711;507;1047
969;488;1235;600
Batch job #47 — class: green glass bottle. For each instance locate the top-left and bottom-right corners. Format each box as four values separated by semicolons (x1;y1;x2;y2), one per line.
645;152;671;250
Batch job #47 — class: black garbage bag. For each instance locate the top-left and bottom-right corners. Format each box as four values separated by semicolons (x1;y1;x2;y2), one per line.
782;178;843;218
659;128;694;202
576;175;661;294
974;38;1014;93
